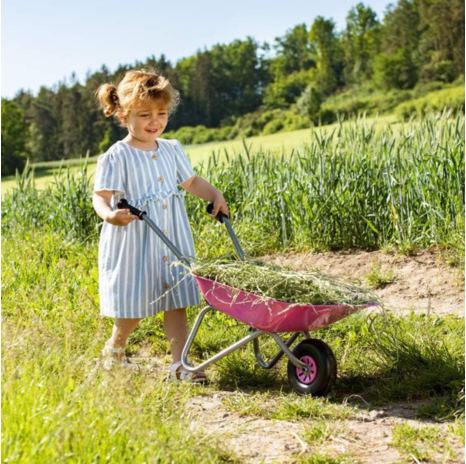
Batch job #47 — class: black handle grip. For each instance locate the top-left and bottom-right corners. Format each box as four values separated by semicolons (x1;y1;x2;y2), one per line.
206;203;228;223
117;199;147;220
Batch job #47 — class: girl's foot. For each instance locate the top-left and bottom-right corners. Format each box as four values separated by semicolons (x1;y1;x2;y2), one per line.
101;340;139;371
168;361;209;384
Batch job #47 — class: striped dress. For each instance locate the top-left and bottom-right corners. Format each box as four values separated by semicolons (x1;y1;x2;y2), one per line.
94;139;201;318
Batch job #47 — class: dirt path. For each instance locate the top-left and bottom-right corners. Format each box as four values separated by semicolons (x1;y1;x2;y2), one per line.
185;392;465;464
185;392;465;463
261;249;464;316
136;357;464;464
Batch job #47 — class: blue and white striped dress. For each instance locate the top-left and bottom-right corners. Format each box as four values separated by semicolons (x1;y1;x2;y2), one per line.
94;139;201;318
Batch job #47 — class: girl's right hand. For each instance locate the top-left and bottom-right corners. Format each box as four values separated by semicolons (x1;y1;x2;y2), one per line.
105;209;137;226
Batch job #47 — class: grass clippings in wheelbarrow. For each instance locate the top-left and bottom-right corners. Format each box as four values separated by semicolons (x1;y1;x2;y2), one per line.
189;258;374;306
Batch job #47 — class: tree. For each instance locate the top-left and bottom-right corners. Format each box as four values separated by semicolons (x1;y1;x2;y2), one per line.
274;24;315;73
263;67;314;108
297;85;322;123
374;47;418;89
344;3;382;84
309;16;345;95
99;124;123;153
417;0;465;82
374;0;420;89
382;0;420;54
264;25;317;109
27;87;61;161
1;99;28;176
172;38;266;127
6;4;465;162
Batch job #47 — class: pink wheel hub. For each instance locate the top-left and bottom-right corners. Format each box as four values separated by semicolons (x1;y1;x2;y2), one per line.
296;355;317;384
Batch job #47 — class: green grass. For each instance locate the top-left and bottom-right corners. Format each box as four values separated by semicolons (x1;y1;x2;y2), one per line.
3;112;464;256
299;454;355;464
2;229;464;462
184;114;395;161
390;423;456;462
0;232;236;463
1;161;99;195
396;86;465;120
223;392;355;421
365;259;397;289
449;420;465;445
304;420;343;446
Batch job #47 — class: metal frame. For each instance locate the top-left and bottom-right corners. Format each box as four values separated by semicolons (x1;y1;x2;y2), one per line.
118;199;312;375
181;305;310;373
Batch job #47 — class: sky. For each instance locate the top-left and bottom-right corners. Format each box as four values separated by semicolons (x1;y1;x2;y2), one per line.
2;0;390;99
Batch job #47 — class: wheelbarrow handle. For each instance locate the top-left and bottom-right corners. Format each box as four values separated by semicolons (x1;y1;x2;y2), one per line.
117;199;146;220
117;199;190;266
206;203;228;223
206;203;245;260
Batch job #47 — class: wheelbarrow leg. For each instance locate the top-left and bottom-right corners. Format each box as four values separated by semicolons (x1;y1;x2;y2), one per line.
181;305;264;373
269;333;310;371
253;332;301;369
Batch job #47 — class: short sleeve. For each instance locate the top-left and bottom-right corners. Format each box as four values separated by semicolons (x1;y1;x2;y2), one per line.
173;140;196;186
93;153;125;195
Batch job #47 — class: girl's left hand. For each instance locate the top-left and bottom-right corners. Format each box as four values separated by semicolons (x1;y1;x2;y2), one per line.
211;194;229;220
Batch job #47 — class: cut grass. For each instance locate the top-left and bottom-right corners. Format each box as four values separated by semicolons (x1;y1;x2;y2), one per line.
190;257;374;305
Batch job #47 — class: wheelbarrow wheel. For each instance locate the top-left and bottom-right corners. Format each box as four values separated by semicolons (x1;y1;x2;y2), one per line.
287;339;337;396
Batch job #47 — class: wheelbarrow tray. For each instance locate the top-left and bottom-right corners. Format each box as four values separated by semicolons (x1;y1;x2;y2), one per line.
195;275;377;333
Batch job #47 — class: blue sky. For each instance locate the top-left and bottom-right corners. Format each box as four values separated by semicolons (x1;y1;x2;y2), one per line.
2;0;390;99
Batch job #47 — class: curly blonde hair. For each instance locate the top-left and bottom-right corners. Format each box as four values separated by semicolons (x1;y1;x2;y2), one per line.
96;68;180;122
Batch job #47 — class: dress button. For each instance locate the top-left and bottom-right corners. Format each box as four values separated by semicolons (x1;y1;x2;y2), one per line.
163;230;168;235
164;283;170;290
163;256;169;262
158;177;164;182
151;154;157;160
163;204;168;210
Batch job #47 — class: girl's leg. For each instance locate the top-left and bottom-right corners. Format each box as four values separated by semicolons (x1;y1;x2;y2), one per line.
107;317;142;361
163;308;188;363
164;308;207;381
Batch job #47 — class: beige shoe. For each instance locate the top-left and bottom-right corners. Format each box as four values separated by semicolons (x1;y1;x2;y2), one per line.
168;361;209;384
101;340;140;371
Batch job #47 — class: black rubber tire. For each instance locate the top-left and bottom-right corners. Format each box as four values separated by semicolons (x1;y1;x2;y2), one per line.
287;339;337;396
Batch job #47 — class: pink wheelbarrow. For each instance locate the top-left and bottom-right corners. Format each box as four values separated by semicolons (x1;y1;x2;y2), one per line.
119;199;377;396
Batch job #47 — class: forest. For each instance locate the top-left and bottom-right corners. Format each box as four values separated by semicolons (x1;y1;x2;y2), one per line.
1;0;465;175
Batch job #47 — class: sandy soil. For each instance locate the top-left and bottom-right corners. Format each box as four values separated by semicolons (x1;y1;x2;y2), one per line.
185;392;465;464
261;249;464;316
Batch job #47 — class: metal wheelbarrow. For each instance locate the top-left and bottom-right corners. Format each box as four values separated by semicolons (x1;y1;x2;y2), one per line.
118;199;377;396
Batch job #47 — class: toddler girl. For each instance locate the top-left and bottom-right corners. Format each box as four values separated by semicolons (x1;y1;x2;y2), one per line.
93;68;228;382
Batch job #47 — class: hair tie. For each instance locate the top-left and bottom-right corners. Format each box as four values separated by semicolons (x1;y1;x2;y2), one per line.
110;89;119;105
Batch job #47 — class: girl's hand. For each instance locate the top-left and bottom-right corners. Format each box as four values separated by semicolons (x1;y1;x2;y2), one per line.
211;195;229;220
105;209;137;226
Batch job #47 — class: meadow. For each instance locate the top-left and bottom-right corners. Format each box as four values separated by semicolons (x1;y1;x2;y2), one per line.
0;115;397;195
2;112;464;463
